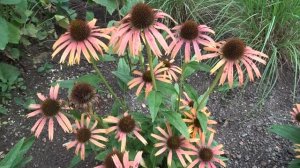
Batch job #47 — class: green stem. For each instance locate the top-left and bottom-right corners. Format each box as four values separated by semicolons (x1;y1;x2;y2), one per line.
177;63;187;112
88;105;103;127
146;43;157;90
91;60;127;110
198;66;224;110
139;54;144;71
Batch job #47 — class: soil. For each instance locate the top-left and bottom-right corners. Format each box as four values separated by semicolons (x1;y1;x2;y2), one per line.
1;5;300;168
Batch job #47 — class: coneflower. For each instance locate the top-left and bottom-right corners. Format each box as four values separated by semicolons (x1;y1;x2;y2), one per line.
167;20;215;62
52;19;110;65
200;38;268;87
27;84;72;140
290;104;300;124
109;3;175;57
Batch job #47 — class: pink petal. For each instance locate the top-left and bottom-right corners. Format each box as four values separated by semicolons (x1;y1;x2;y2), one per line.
184;42;191;63
48;118;54;141
35;117;47;138
28;104;41;110
167;151;173;167
37;93;46;101
27;109;42;118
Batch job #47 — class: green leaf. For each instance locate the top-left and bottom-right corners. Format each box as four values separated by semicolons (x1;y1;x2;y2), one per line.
0;105;8;115
147;91;163;122
95;151;108;161
68;155;81;168
197;111;208;133
183;61;211;78
269;125;300;143
7;22;21;44
289;159;300;168
183;84;198;101
0;17;9;50
92;0;117;15
77;74;102;87
0;136;34;168
55;15;69;29
163;111;189;138
0;0;22;4
120;0;142;16
113;58;132;84
157;81;177;96
0;63;21;83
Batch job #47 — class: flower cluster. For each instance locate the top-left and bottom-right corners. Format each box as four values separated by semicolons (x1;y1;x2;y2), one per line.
25;2;270;167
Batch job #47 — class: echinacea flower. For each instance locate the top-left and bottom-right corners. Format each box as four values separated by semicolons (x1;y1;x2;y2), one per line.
52;19;110;65
290;104;300;124
183;108;217;138
157;59;182;81
294;144;300;159
187;132;226;168
200;38;268;87
180;92;196;110
94;150;124;168
112;151;143;168
128;64;171;97
104;112;147;152
109;3;175;57
151;123;192;167
69;82;99;110
64;114;107;160
167;20;215;62
27;84;72;140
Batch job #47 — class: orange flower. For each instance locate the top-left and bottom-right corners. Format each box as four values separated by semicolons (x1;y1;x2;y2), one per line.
290;104;300;124
157;59;182;81
52;19;110;65
200;38;268;87
128;64;171;97
183;107;217;138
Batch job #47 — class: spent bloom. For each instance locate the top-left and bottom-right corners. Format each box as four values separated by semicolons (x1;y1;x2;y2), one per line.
64;114;107;160
201;38;268;87
183;108;217;138
52;19;110;65
27;84;72;140
167;20;215;62
104;112;147;152
187;132;226;168
109;3;175;57
290;104;300;124
69;82;99;110
294;144;300;159
128;64;171;97
151;123;192;167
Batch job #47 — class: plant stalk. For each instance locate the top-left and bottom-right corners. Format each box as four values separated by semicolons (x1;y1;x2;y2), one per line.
146;43;157;90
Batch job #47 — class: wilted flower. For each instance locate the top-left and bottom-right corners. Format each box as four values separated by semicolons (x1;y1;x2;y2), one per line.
128;64;171;97
187;132;226;168
200;38;268;87
104;112;147;152
109;3;175;57
290;104;300;124
180;92;196;110
52;19;110;65
151;123;192;167
27;84;72;140
183;107;217;138
294;144;300;159
69;82;99;110
167;20;215;62
64;114;107;160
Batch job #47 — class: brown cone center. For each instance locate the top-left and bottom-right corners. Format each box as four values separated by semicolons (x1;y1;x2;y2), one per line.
76;127;91;143
221;38;246;60
199;147;213;162
167;136;181;150
71;83;95;104
296;113;300;122
41;98;60;116
131;3;155;29
163;60;171;68
142;70;152;83
69;19;91;41
118;115;136;133
180;20;199;40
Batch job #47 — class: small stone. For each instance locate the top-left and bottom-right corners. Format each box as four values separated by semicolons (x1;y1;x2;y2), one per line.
2;121;8;125
245;155;250;161
141;103;146;108
237;154;242;159
241;133;247;137
239;141;244;145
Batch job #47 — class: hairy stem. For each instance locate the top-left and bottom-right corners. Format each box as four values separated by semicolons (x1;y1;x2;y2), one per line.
177;63;187;112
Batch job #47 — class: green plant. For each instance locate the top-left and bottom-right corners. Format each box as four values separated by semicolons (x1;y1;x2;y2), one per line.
0;136;35;168
0;62;26;104
37;62;53;73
